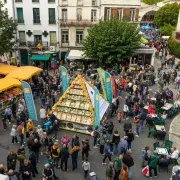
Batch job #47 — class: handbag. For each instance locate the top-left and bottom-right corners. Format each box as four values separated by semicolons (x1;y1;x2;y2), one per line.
91;131;94;137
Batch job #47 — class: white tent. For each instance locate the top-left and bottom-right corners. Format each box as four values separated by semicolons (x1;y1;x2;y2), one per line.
67;50;90;60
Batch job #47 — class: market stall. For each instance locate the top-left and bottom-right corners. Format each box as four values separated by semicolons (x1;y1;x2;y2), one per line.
50;75;109;134
0;77;22;112
6;66;43;80
0;64;18;78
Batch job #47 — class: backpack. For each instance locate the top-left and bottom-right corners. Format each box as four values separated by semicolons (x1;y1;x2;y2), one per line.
113;157;122;170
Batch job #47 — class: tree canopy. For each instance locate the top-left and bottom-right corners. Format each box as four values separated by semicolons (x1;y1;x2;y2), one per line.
0;2;17;55
142;0;163;5
160;24;176;36
82;19;140;65
153;3;180;27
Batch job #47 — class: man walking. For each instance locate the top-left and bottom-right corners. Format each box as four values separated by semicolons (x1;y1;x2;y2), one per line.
5;107;12;124
149;151;159;178
39;105;46;126
53;120;59;140
69;143;80;170
60;144;69;172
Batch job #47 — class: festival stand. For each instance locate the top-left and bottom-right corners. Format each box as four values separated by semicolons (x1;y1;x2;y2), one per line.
50;75;109;135
0;78;22;112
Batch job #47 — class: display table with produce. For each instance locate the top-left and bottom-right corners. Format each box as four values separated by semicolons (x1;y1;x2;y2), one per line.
50;75;109;135
0;78;22;112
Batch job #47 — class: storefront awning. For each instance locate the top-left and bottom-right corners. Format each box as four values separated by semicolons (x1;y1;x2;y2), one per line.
6;66;43;80
0;77;21;93
30;55;50;61
0;64;18;75
67;50;90;60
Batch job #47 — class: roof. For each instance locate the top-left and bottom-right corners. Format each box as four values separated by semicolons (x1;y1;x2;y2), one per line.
0;64;18;75
30;55;50;61
0;77;21;93
6;66;43;80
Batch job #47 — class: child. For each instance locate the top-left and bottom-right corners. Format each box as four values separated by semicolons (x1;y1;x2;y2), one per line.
82;158;90;179
121;165;128;180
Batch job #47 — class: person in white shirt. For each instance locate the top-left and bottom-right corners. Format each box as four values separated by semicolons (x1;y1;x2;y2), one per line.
82;158;90;179
18;102;24;112
39;105;46;126
123;103;129;120
37;125;43;138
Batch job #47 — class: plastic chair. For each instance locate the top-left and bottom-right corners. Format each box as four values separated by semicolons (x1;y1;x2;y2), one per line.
156;131;166;141
146;119;154;127
162;140;173;153
148;126;156;138
153;141;160;150
155;121;165;126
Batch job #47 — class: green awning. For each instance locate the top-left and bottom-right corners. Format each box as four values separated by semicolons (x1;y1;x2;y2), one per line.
30;55;50;61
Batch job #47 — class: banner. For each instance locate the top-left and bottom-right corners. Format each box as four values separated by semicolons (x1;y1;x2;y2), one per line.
97;68;107;100
111;76;117;98
104;72;113;103
60;66;69;94
21;81;37;121
93;87;100;129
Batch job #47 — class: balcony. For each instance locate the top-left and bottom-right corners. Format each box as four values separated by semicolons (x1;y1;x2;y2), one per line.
19;41;27;47
60;19;99;27
61;41;69;47
15;0;22;2
75;41;83;46
49;19;56;24
77;0;83;6
27;41;48;48
33;19;41;24
61;0;68;6
18;19;24;24
92;1;98;6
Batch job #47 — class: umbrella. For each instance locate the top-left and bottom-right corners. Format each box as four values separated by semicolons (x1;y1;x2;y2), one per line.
140;26;146;30
144;25;152;30
138;31;144;35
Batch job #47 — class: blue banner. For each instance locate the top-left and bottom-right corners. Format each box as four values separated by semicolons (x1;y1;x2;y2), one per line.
21;81;37;121
60;66;69;94
105;72;113;103
93;87;100;129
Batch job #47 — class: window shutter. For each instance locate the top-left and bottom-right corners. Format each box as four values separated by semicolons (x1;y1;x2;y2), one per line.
104;7;107;21
111;8;118;19
123;8;130;21
135;8;139;21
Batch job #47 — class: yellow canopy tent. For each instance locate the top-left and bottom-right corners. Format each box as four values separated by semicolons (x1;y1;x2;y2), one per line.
0;64;18;75
0;77;21;93
6;66;43;80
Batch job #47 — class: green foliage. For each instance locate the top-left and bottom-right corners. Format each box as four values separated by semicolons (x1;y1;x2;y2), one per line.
168;37;180;58
82;19;140;65
142;0;163;5
160;24;176;36
0;2;18;55
153;3;180;26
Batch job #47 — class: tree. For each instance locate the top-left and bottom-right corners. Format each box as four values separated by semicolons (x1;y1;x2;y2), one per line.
0;2;17;55
82;19;140;65
160;24;176;36
142;0;163;5
168;37;180;58
153;3;180;26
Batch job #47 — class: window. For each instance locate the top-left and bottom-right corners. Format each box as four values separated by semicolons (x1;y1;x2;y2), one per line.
91;10;97;22
17;8;24;23
76;30;83;43
33;8;40;23
15;0;22;2
61;30;68;43
32;0;39;2
49;8;56;24
92;0;97;6
50;31;57;45
4;0;7;4
62;9;67;22
77;0;82;5
130;8;135;22
117;8;123;20
19;31;26;42
107;8;110;20
48;0;55;2
77;8;82;21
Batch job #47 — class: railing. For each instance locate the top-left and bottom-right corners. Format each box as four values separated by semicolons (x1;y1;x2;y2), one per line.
15;0;22;2
60;19;99;27
92;1;98;6
49;20;56;24
75;41;83;46
61;41;69;47
33;19;41;24
27;41;48;48
77;0;83;6
18;19;24;24
19;41;27;47
50;42;57;46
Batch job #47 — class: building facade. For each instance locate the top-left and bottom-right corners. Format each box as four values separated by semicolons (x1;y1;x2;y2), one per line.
59;0;141;60
2;0;59;65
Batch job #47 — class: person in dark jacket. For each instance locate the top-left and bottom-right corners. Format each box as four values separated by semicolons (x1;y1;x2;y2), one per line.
107;122;114;141
82;139;90;161
31;139;41;163
112;130;120;155
69;144;80;170
127;129;134;150
60;144;69;172
29;152;38;177
8;169;20;180
71;135;80;148
7;150;17;171
102;141;113;165
53;120;59;140
122;150;134;179
123;120;132;135
20;159;33;180
0;164;6;175
42;163;53;180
